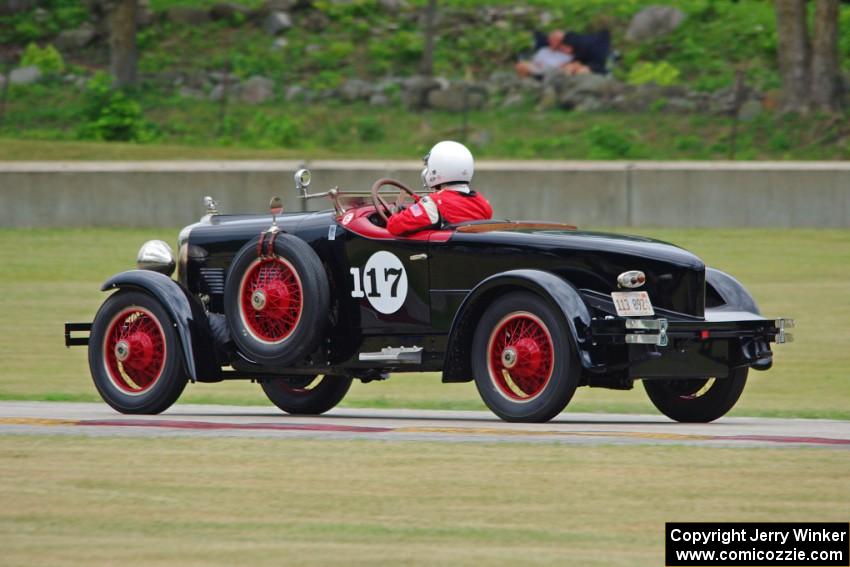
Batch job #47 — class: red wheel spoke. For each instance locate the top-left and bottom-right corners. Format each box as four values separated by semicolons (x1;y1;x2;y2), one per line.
240;257;304;343
487;312;555;402
103;307;167;394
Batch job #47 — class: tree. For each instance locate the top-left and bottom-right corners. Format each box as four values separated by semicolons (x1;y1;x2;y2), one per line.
774;0;841;113
106;0;138;88
810;0;840;111
419;0;437;77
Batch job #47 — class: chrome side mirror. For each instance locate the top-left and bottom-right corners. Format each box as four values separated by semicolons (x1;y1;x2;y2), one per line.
294;168;311;196
137;240;176;276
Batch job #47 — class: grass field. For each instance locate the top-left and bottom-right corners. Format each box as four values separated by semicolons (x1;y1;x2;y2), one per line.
0;435;848;567
1;227;847;419
3;101;850;162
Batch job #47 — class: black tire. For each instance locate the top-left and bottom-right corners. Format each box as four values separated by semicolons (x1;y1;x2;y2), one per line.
224;234;329;366
88;290;188;414
261;375;353;415
471;291;580;423
643;368;748;423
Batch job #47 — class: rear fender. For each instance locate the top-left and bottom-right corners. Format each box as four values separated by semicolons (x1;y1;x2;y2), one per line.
101;270;219;382
706;268;760;314
705;268;773;371
442;269;592;383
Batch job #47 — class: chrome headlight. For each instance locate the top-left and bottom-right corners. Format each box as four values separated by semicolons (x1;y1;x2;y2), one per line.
137;240;176;276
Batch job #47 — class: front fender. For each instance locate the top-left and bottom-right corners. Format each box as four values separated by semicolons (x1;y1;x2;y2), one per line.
442;269;592;383
101;270;219;382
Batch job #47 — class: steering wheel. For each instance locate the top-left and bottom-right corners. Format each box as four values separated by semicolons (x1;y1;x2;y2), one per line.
370;178;419;224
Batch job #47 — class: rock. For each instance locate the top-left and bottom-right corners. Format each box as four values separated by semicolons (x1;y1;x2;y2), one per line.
737;99;763;121
708;86;745;115
486;70;520;96
266;0;298;10
210;2;251;20
284;85;304;101
377;0;408;10
339;79;373;102
551;73;617;109
574;98;606;112
369;92;390;106
299;10;329;32
166;6;210;24
271;37;289;50
625;5;686;42
427;83;487;112
209;71;238;84
55;22;96;50
33;8;50;23
374;76;402;92
611;83;661;112
137;0;156;26
470;129;492;146
538;85;558;110
9;66;42;85
180;72;209;90
179;86;205;100
401;74;442;108
264;11;291;34
209;83;237;101
501;93;526;108
489;70;517;85
664;97;697;113
316;88;338;101
0;0;37;15
518;77;544;95
238;75;275;104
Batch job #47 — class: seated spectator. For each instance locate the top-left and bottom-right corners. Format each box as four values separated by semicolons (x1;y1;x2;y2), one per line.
515;30;573;78
561;31;611;75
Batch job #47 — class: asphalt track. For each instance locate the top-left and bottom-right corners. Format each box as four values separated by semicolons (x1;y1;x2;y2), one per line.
1;401;849;447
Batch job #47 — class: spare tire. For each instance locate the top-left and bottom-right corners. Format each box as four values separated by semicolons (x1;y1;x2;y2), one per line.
224;233;329;366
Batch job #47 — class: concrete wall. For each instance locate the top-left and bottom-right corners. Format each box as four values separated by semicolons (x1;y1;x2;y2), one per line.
2;160;849;228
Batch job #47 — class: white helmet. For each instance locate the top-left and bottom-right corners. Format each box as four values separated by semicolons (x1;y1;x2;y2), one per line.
422;140;474;189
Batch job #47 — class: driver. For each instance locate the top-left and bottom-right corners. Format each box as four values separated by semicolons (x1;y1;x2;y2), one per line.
387;140;493;235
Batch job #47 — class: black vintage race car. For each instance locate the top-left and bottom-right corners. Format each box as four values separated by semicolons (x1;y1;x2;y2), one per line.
65;170;793;423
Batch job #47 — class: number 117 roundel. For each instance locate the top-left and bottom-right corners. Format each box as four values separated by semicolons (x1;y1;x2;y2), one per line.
65;171;792;424
350;251;408;315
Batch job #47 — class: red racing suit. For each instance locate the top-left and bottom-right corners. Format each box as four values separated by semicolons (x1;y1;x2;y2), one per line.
386;185;493;236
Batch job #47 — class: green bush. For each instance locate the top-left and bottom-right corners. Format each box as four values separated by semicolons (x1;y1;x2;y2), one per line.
627;61;680;87
0;0;88;43
354;117;385;142
244;112;301;147
78;73;156;142
308;41;356;69
20;43;65;75
585;124;635;159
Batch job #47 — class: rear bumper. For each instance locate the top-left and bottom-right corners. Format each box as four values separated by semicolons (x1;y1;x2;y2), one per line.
64;322;91;347
590;316;794;348
585;315;793;379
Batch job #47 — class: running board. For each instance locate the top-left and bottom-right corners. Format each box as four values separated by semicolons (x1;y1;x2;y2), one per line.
358;346;423;364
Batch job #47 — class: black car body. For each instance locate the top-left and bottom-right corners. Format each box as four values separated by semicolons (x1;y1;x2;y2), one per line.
66;173;792;423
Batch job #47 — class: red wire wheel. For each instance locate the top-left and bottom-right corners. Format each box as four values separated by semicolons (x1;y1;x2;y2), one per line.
487;312;555;402
238;257;304;344
102;307;167;395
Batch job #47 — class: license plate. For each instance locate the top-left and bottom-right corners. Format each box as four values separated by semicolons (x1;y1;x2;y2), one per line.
611;291;654;317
